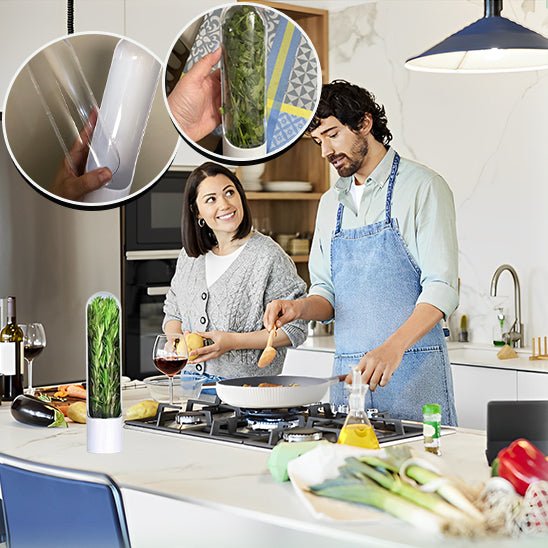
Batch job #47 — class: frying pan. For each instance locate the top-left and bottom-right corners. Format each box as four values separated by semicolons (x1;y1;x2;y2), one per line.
215;374;346;409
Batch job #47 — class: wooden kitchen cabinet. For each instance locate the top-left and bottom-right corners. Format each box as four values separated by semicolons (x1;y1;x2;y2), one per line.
450;364;517;430
517;371;548;400
240;1;330;285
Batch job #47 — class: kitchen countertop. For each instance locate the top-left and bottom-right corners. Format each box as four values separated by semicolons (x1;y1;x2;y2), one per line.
0;389;544;547
297;336;548;374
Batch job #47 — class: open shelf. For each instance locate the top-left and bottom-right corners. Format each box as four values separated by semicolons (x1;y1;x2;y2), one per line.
247;192;323;201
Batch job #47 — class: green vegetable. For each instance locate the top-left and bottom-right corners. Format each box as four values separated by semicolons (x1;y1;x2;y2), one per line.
87;295;121;419
385;446;485;523
491;457;499;477
345;457;468;523
221;5;266;149
311;475;448;535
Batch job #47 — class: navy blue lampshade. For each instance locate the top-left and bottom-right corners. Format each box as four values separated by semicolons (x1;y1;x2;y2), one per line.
405;10;548;73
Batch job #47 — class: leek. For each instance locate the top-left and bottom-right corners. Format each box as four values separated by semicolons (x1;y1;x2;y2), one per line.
311;476;448;534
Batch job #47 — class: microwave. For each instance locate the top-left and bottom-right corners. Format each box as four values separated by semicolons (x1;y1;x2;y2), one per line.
123;169;190;252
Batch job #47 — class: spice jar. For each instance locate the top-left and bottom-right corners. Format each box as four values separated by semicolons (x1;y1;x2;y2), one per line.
422;403;441;456
221;5;267;158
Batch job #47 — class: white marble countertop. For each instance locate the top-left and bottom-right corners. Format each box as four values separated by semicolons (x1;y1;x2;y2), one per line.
297;336;548;374
0;389;544;547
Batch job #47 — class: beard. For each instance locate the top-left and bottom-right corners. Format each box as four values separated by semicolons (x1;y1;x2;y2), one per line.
329;135;368;177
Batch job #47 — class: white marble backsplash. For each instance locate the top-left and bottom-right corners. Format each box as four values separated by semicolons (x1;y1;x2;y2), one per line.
328;0;548;345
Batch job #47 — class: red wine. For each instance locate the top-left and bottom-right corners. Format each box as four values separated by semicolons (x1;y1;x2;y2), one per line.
24;345;44;360
154;357;187;377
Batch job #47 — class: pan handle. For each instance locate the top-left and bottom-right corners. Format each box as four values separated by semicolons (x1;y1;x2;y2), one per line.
326;374;348;384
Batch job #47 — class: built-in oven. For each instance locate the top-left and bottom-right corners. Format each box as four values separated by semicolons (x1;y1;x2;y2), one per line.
122;169;191;380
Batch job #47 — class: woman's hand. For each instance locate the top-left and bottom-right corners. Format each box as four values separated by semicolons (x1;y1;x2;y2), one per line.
348;341;405;391
188;330;235;363
263;299;303;331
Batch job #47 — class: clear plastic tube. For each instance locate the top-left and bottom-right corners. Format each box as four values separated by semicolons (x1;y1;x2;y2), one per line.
84;39;161;203
27;39;120;177
221;5;267;158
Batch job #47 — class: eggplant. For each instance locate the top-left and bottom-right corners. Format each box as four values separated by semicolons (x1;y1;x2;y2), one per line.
11;394;67;428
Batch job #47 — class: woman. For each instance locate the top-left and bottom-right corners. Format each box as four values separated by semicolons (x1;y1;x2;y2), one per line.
163;162;307;378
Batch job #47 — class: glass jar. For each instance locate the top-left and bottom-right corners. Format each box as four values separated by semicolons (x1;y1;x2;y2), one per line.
422;403;441;456
221;5;267;157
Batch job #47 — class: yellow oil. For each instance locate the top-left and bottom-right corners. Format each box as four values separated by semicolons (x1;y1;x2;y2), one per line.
337;424;380;449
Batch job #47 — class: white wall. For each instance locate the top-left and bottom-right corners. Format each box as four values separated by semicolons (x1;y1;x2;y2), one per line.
327;0;548;345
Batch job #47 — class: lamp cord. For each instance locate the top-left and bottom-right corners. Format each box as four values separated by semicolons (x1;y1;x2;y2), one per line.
67;0;74;34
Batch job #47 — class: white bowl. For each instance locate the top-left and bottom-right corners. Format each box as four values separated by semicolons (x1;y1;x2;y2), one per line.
143;375;182;403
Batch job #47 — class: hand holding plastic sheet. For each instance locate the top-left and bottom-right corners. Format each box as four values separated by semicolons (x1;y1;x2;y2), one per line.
51;109;113;201
167;47;222;142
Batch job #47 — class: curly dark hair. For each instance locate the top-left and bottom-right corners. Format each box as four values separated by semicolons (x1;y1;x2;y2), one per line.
309;80;392;147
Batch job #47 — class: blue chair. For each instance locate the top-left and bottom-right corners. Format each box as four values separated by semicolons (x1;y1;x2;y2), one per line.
0;452;131;547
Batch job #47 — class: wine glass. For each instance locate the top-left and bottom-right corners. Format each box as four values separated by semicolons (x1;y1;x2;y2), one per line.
21;323;46;395
152;334;188;406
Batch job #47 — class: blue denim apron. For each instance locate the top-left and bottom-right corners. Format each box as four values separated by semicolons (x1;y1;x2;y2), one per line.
330;153;457;425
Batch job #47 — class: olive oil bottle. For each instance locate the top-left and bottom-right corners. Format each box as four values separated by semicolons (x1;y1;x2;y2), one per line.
337;368;380;450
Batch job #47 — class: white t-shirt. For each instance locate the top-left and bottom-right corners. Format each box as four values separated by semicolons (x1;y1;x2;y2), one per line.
205;244;247;288
349;179;366;212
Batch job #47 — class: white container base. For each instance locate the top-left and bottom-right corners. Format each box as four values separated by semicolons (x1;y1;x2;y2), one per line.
222;136;267;159
87;416;123;453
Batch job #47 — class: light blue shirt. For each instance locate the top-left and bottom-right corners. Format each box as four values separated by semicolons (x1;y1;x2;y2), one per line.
308;148;459;319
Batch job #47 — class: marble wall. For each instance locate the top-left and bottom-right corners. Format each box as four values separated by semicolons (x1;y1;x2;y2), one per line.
324;0;548;345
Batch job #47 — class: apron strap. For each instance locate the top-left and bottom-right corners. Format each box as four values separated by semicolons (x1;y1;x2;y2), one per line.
384;152;401;223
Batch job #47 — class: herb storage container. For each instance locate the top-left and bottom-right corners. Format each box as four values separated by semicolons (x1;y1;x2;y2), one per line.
221;5;267;158
86;292;122;453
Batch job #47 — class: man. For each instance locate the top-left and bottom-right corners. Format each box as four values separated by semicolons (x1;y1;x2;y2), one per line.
264;80;459;425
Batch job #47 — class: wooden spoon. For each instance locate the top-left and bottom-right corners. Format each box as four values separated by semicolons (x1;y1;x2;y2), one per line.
258;328;277;368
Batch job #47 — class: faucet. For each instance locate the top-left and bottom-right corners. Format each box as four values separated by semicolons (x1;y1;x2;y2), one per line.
490;264;523;348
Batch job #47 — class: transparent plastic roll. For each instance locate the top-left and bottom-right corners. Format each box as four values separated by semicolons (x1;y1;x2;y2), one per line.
84;39;161;203
221;5;267;158
27;39;120;179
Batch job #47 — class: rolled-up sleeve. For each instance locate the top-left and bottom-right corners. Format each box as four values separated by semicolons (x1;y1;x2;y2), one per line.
308;196;335;308
414;175;459;318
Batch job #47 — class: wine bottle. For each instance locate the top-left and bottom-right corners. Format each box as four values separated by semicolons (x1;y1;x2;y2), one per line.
0;296;24;401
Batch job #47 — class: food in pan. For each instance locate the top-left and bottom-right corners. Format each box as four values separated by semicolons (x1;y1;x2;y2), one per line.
242;382;300;388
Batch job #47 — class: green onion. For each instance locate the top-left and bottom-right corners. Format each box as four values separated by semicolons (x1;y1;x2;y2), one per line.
345;457;471;524
311;476;448;534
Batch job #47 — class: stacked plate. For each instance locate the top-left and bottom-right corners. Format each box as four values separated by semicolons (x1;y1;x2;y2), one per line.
263;181;313;192
242;182;263;191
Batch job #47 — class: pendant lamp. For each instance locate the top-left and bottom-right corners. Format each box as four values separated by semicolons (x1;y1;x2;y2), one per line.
405;0;548;73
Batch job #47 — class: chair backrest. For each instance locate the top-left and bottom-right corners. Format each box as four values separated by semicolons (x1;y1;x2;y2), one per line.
0;452;131;548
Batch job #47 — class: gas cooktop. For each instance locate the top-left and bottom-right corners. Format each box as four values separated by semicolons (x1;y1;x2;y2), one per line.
124;397;425;451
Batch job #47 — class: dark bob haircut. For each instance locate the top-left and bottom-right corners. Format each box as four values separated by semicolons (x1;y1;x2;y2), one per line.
181;162;253;258
309;80;393;147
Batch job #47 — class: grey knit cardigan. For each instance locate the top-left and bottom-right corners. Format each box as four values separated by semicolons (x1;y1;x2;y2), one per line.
163;231;308;378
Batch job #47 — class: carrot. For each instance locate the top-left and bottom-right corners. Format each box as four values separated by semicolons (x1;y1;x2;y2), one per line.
54;390;68;398
66;385;87;399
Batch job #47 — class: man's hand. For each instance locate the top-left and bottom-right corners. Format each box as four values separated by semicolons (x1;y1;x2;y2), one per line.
167;48;222;142
188;330;235;363
263;299;304;331
51;110;112;201
349;341;405;391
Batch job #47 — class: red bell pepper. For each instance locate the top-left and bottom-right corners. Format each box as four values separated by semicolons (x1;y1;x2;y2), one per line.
497;438;548;496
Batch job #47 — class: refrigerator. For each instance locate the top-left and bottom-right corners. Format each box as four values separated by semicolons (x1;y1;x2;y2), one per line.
0;116;121;386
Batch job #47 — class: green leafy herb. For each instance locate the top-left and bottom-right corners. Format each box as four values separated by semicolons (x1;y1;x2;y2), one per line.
222;5;266;149
87;295;121;419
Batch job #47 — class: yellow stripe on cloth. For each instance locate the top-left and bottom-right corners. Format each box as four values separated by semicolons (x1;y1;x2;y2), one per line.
266;98;313;119
266;24;295;108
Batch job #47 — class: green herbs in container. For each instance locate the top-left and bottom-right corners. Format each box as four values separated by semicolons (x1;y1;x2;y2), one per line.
221;5;267;157
86;292;123;453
